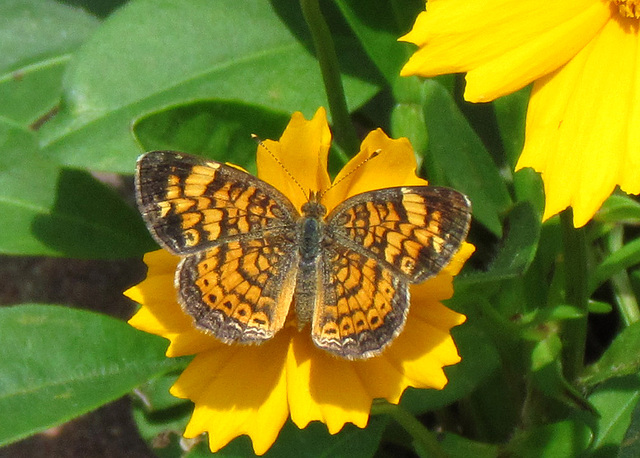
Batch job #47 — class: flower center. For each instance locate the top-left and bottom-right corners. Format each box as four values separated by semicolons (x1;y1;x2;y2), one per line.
613;0;640;18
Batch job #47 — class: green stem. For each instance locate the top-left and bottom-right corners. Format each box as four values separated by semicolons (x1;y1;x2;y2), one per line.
608;226;640;326
299;0;360;156
371;400;447;457
560;210;589;381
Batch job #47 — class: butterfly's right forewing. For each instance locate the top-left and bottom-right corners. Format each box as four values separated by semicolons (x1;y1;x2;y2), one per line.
327;186;471;283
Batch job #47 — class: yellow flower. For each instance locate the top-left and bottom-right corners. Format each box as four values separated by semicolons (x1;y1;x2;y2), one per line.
126;108;474;454
400;0;640;227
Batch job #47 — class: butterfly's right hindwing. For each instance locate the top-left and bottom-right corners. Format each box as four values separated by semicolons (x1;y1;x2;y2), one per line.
135;151;299;255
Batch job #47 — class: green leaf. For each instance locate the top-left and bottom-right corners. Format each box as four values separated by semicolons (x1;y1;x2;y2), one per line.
580;321;640;387
530;334;594;413
40;0;382;173
493;86;530;168
389;74;430;158
589;300;613;314
333;0;423;83
421;79;512;236
458;201;540;286
0;0;98;125
619;397;640;458
210;417;388;457
505;420;592;458
133;373;194;458
0;120;156;258
530;333;562;371
134;101;291;174
390;100;428;160
483;201;540;277
63;0;128;18
400;323;500;414
512;167;545;220
440;433;499;458
589;237;640;295
582;375;640;456
31;168;157;258
520;304;585;332
540;304;585;321
595;194;640;225
273;418;388;458
0;304;184;446
134;372;187;413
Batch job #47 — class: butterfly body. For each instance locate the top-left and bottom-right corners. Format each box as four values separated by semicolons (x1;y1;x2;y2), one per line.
136;151;471;360
294;202;325;326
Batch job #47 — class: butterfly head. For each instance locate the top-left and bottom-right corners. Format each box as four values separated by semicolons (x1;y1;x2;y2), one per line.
301;191;327;219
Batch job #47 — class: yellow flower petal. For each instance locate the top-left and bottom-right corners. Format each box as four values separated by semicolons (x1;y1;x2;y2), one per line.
126;250;218;355
125;257;185;335
127;273;191;332
323;129;427;211
256;108;332;212
385;304;465;390
410;242;475;304
400;0;609;102
402;0;640;226
287;329;371;433
466;1;610;101
517;14;640;226
354;355;413;404
141;248;177;276
285;331;323;428
165;330;226;358
442;242;476;277
374;252;469;391
173;334;290;455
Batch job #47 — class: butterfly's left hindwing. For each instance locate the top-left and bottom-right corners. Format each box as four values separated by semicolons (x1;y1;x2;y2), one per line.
135;151;298;255
178;236;298;344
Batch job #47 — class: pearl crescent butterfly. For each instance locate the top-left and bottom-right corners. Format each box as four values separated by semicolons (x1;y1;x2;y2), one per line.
135;151;471;359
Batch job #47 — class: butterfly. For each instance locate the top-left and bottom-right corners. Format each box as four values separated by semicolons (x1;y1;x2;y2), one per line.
135;151;471;359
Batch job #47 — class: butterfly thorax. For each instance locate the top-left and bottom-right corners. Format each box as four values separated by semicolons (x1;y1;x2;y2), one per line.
295;199;328;326
299;200;327;256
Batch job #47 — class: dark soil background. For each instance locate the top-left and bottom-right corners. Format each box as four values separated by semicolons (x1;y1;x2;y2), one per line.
0;256;155;457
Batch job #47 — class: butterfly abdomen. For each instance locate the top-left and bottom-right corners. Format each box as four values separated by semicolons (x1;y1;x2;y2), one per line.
294;205;326;326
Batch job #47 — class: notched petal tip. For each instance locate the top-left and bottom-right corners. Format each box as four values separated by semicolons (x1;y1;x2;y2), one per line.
257;107;331;212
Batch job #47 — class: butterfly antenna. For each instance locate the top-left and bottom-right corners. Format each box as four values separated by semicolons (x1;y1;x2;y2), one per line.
317;149;381;200
251;134;309;200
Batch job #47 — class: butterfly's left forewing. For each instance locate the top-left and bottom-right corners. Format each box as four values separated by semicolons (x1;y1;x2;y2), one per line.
135;151;298;255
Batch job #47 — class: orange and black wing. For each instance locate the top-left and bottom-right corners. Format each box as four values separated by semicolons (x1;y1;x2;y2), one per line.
135;151;300;343
311;186;471;359
135;151;298;255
